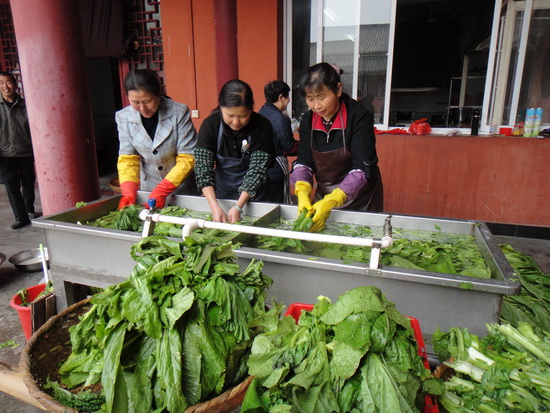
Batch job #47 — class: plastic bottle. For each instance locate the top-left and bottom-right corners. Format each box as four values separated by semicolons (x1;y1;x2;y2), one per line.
471;109;480;135
533;108;543;137
524;108;535;137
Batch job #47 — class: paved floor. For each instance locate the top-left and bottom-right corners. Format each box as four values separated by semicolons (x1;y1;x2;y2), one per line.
0;176;116;412
0;176;548;411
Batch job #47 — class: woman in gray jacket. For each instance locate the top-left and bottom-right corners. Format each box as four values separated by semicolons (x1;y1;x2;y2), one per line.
116;69;197;209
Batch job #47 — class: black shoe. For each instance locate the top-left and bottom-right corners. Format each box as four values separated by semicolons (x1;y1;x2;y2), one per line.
28;212;40;219
10;220;31;229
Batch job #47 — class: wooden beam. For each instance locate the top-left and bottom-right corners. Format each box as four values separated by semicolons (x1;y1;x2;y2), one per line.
0;361;47;410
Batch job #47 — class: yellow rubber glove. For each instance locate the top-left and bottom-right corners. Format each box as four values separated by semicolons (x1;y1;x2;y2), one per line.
310;188;346;232
117;155;140;209
295;181;313;214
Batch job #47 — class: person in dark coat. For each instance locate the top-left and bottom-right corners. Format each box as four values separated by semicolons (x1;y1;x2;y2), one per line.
0;71;38;229
258;80;298;203
290;62;383;232
194;79;274;223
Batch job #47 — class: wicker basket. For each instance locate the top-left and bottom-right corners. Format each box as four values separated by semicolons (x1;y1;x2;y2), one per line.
20;298;253;412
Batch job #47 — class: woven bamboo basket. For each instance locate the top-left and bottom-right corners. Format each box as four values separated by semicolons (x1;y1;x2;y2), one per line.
20;298;253;413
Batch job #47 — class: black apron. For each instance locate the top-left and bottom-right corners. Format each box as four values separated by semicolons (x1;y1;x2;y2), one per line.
311;112;383;212
214;123;270;201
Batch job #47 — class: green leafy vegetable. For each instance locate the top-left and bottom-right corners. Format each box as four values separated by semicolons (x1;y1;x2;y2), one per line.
241;286;432;412
292;209;313;232
54;234;272;412
0;340;18;350
86;204;255;241
252;220;491;278
44;379;105;412
432;322;550;412
499;243;550;332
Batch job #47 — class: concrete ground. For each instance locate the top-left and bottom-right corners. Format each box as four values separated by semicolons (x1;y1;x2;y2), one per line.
0;175;116;413
0;176;549;412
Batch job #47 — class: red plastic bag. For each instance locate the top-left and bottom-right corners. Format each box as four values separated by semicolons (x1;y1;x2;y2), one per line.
408;118;432;135
374;127;410;135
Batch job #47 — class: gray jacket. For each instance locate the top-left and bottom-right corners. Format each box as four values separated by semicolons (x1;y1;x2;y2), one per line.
0;95;33;158
116;96;197;191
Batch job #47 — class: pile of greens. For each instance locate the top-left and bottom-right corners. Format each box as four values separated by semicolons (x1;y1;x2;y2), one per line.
499;243;550;332
252;219;491;278
55;233;272;413
85;204;254;240
432;322;550;412
255;210;313;253
241;286;435;412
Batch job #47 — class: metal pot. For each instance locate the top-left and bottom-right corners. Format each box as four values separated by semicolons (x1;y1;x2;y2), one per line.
8;248;49;273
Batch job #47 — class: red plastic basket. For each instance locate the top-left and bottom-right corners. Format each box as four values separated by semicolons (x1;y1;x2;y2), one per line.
284;303;439;413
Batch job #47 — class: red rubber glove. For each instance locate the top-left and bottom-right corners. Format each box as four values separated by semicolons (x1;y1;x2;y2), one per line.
118;181;139;209
146;178;177;209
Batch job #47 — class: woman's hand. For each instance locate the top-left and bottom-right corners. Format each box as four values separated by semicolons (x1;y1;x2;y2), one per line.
228;193;249;224
211;204;227;223
202;186;227;222
228;206;241;223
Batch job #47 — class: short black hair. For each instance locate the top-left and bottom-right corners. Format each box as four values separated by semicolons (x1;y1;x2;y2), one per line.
0;71;17;84
264;80;290;103
219;79;254;110
123;69;164;97
299;62;341;96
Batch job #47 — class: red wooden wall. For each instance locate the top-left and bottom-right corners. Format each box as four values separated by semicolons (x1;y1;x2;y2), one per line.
377;135;550;227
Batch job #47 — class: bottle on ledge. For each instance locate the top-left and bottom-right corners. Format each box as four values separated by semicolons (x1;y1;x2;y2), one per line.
471;109;480;136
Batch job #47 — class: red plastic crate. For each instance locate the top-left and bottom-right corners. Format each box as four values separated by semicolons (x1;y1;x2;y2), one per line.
284;303;439;413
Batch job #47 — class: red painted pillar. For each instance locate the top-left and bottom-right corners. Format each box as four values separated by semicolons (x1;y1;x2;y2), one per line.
10;0;100;214
214;0;238;91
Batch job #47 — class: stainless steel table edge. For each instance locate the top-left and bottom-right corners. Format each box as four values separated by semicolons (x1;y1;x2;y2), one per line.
235;247;521;295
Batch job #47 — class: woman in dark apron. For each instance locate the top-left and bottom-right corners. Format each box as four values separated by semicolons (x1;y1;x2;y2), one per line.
194;79;275;223
290;62;383;232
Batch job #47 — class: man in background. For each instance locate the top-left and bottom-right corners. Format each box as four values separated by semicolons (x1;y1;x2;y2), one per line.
259;80;298;203
0;71;38;229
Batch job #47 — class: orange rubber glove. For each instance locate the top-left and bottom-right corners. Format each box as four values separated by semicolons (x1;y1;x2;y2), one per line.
295;181;313;214
118;181;139;209
310;188;346;232
146;179;177;209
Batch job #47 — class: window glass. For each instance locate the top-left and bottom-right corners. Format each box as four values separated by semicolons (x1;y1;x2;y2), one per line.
291;0;392;124
390;1;493;128
289;0;550;132
357;0;391;124
321;0;359;95
516;6;550;126
291;0;313;121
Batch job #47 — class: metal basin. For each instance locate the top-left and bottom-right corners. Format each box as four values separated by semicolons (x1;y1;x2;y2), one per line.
9;248;49;272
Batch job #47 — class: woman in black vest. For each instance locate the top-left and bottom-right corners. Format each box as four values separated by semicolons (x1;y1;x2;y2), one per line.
194;80;274;223
290;62;383;232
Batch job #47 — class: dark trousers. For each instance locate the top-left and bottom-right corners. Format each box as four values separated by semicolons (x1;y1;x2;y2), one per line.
0;156;36;221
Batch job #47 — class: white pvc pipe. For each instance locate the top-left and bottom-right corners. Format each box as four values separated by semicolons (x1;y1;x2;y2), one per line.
139;210;393;249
